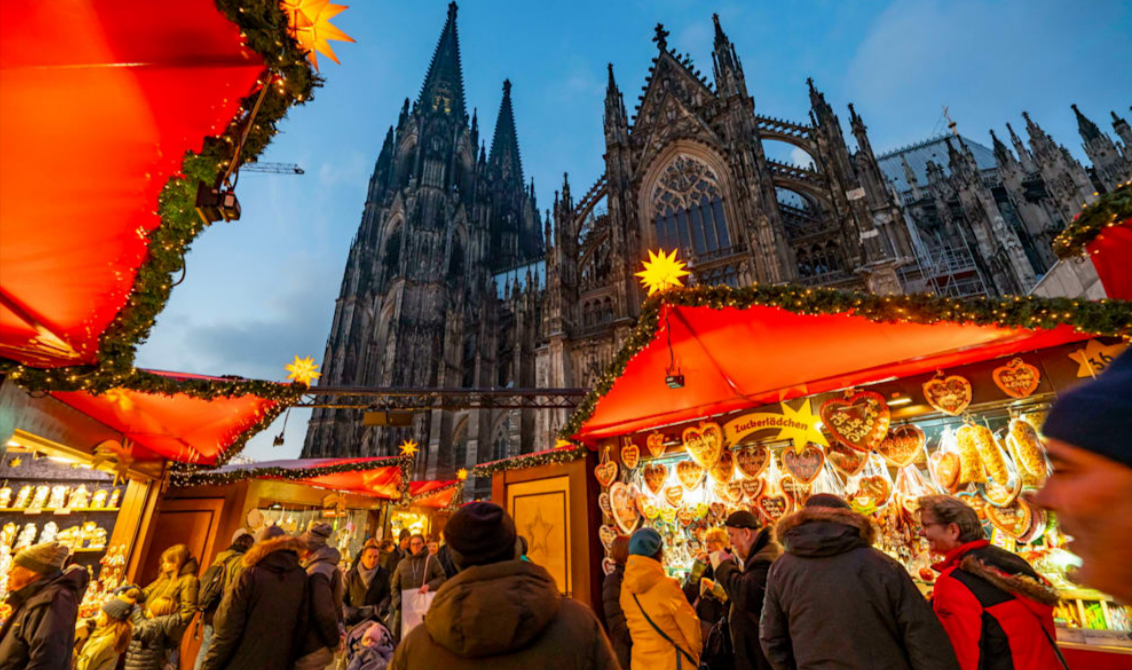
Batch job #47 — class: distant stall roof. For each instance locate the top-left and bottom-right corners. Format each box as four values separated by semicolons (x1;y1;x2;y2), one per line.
177;456;408;499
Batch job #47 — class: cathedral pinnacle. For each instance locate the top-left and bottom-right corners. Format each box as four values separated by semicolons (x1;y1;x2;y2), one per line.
488;79;523;187
418;2;467;119
653;23;670;51
1072;103;1102;142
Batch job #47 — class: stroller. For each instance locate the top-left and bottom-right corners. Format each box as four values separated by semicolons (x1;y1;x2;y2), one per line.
342;618;395;670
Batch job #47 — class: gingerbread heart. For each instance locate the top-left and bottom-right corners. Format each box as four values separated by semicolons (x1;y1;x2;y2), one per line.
821;391;890;452
923;375;972;416
595;461;618;488
621;443;640;470
694;502;709;520
980;475;1021;508
676;460;706;490
993;359;1041;399
930;451;961;492
710;450;735;483
725;481;745;503
877;425;925;469
682;421;725;470
609;482;640;534
602;557;617;576
678;506;696;527
646;431;666;458
660;507;677;523
598;493;612;518
757;493;791;524
643;463;668;496
783;444;825;484
741;477;764;501
855;475;891;509
710;502;726;520
985;498;1033;539
643;503;660;520
664;486;684;508
599;525;618;550
735;445;770;478
780;476;811;506
827;441;868;476
635;493;651;517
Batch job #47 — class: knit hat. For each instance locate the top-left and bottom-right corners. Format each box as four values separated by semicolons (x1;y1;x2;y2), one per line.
805;493;851;510
1044;348;1132;469
13;541;69;574
231;528;253;544
629;527;663;557
256;525;285;542
723;510;761;529
301;522;334;549
444;502;517;567
101;594;135;621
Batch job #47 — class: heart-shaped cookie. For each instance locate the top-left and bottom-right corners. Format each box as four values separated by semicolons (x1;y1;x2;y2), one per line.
599;525;618;550
783;444;825;484
682;422;725;470
635;493;651;517
992;358;1041;399
757;493;792;524
602;557;617;576
724;481;744;503
598;493;612;518
621;443;640;470
694;502;709;520
646;431;666;458
741;477;764;501
710;450;735;483
820;391;890;452
930;451;961;491
980;474;1021;508
660;507;677;524
827;441;868;476
643;503;660;520
780;476;811;506
609;482;640;534
855;475;891;509
664;485;684;508
676;460;706;490
710;502;726;520
877;425;925;469
595;461;618;488
735;445;770;478
677;506;696;527
923;375;972;416
985;498;1033;539
643;463;668;496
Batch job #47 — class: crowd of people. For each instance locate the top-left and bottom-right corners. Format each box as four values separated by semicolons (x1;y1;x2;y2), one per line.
0;348;1128;670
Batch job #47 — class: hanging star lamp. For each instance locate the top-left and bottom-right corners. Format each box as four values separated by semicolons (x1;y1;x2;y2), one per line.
456;468;468;481
285;355;321;386
636;249;691;295
281;0;355;70
399;439;419;458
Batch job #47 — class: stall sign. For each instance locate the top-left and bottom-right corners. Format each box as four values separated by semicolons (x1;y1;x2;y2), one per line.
1068;340;1127;378
723;400;828;451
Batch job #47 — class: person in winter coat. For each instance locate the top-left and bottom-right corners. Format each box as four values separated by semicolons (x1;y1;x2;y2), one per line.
682;527;728;643
0;542;89;670
388;533;445;638
601;534;632;670
142;544;200;646
760;494;959;670
200;527;309;670
295;522;346;670
1036;348;1132;602
345;539;392;626
435;535;458;579
622;527;702;670
125;596;183;670
193;529;254;670
711;511;781;670
919;495;1064;670
390;502;619;670
74;592;135;670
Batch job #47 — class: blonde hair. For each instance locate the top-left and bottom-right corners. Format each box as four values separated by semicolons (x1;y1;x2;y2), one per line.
160;544;191;573
148;596;177;618
705;527;729;546
100;617;133;655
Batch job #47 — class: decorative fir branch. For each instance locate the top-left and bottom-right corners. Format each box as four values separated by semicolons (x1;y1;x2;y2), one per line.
1053;181;1132;259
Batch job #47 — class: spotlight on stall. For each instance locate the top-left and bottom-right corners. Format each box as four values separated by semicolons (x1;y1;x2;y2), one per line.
665;370;685;389
194;181;242;224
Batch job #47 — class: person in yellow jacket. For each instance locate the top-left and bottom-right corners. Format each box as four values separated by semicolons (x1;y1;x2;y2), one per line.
620;527;702;670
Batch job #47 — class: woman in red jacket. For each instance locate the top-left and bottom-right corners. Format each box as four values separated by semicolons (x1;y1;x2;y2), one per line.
918;495;1064;670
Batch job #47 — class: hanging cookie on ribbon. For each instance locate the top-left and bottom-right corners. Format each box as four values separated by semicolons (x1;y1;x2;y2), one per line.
992;358;1041;399
922;372;972;416
594;446;618;488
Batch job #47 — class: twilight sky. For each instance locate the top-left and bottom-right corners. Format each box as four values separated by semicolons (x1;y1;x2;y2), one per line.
135;0;1132;461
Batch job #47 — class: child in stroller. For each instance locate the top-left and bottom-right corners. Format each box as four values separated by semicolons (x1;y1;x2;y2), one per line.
343;617;395;670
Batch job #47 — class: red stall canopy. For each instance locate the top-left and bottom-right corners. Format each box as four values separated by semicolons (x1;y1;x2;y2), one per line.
1087;220;1132;300
52;371;282;465
0;0;264;367
196;457;407;499
408;480;459;509
575;302;1104;442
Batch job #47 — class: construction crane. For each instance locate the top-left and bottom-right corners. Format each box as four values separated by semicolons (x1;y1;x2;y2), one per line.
241;162;305;175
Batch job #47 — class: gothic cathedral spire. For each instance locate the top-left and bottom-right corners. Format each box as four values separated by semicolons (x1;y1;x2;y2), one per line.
419;2;466;120
488;79;523;188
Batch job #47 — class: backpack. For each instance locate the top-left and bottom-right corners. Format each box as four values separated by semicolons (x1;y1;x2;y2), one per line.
701;612;733;670
198;552;240;613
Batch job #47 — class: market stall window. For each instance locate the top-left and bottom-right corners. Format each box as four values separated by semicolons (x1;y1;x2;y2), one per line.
389;509;429;539
256;500;371;566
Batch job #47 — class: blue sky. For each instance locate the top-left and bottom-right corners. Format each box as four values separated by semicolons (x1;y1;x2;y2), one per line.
135;0;1132;461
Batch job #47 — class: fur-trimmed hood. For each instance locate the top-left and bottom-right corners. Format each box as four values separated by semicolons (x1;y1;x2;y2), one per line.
958;554;1060;606
774;506;877;557
243;536;306;568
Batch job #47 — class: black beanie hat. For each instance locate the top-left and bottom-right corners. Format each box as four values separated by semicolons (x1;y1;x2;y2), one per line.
805;493;851;510
1044;348;1132;469
444;502;517;567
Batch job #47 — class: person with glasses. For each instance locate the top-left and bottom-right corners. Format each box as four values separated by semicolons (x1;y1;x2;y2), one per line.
389;533;446;640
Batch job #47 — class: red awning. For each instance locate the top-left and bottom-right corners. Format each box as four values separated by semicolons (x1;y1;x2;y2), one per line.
1088;219;1132;300
52;371;280;465
0;0;264;367
576;303;1095;441
408;480;459;509
204;457;406;499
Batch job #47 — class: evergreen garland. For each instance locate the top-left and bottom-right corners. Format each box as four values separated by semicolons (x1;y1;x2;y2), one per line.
171;453;414;491
1054;182;1132;259
470;444;589;478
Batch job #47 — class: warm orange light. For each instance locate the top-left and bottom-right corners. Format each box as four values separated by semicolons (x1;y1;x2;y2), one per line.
456;468;468;481
399;439;420;457
281;0;355;70
636;248;690;295
285;355;321;386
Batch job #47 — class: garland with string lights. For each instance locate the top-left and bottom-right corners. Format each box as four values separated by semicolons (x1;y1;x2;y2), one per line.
557;283;1132;440
470;443;589;478
170;453;414;490
0;0;320;390
395;480;466;510
1054;182;1132;259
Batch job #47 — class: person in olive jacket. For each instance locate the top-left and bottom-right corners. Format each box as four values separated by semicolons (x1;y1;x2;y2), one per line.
200;527;309;670
390;502;619;670
0;542;89;670
601;534;632;670
344;539;391;625
711;511;782;670
759;495;959;670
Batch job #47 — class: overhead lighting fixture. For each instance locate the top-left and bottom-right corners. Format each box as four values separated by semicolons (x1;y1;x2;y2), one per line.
47;455;75;464
5;440;19;447
889;396;913;406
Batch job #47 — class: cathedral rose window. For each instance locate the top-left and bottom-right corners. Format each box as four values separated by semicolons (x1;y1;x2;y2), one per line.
652;155;731;257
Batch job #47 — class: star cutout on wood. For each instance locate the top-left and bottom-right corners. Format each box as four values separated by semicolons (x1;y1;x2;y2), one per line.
525;507;555;559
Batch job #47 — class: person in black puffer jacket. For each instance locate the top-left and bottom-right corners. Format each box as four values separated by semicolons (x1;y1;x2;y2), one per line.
344;539;391;626
124;596;182;670
601;534;632;670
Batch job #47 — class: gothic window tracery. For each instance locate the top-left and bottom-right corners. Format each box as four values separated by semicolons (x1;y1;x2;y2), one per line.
579;234;612;292
652;156;731;256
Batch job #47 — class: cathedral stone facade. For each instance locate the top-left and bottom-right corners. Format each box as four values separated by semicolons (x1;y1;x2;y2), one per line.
303;4;1131;496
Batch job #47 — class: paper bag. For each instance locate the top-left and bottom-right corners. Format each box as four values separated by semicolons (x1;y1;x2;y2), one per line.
401;589;436;638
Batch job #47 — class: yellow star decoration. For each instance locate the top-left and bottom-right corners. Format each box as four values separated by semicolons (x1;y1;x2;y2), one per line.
281;0;355;71
102;388;134;412
553;438;573;449
780;399;829;451
636;248;691;296
1068;340;1128;378
524;507;555;559
456;468;468;481
8;457;21;469
399;440;419;458
285;355;321;386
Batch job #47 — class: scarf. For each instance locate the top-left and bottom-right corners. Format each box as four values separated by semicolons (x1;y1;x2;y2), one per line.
358;563;379;589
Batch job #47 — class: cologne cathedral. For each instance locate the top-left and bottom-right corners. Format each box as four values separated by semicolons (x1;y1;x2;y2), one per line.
303;3;1131;494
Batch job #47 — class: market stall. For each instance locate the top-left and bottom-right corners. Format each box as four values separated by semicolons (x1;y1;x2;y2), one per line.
559;283;1131;663
1054;181;1132;300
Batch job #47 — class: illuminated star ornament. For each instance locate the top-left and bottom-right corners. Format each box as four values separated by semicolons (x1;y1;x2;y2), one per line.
636;248;691;296
456;468;468;481
102;387;135;412
285;355;321;386
399;440;419;458
281;0;356;70
553;438;574;449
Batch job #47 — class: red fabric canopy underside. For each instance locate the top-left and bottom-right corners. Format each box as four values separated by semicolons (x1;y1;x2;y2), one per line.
1087;219;1132;300
408;480;458;509
576;304;1094;442
51;371;278;465
0;0;264;367
243;457;405;499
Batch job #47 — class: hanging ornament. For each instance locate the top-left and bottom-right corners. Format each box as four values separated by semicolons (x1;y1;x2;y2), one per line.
620;440;640;470
636;249;690;295
102;387;135;412
645;431;666;458
755;459;793;523
922;373;972;416
281;0;355;70
820;391;890;452
681;422;724;470
91;440;135;485
676;460;706;491
664;485;684;508
876;425;925;469
598;492;612;517
735;445;770;478
643;463;668;495
599;525;618;550
992;358;1041;398
827;440;869;477
780;476;811;506
594;450;618;488
782;443;825;484
609;482;641;534
456;468;468;481
398;439;419;458
710;450;735;483
740;477;763;501
985;497;1034;539
929;431;962;492
285;355;321;386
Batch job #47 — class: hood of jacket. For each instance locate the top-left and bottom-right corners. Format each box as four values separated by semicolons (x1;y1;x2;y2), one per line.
424;559;560;659
622;554;671;596
775;506;876;558
959;552;1060;608
178;557;199;578
19;565;89;610
304;544;342;579
243;536;306;570
744;534;783;567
